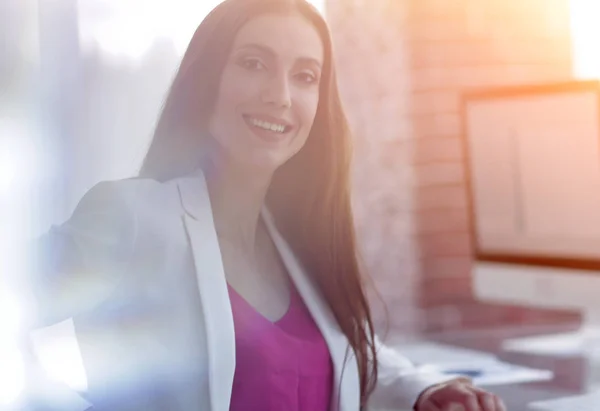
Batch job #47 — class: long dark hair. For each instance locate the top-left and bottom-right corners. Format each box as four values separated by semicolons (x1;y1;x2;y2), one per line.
139;0;378;405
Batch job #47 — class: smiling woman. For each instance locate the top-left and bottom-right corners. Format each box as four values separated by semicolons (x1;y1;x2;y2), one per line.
208;13;323;171
23;1;509;411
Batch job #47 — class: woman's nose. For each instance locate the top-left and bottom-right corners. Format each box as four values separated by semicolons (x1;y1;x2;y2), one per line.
261;74;292;108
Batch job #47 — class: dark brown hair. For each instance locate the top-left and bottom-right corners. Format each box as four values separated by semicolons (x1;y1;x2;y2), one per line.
139;0;378;405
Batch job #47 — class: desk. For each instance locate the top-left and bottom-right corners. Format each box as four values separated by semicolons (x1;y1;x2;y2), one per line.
395;341;553;387
391;321;600;411
502;329;600;392
393;341;560;411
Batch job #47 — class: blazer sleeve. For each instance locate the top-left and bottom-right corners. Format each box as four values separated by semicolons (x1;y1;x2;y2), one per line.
366;335;457;411
25;180;138;328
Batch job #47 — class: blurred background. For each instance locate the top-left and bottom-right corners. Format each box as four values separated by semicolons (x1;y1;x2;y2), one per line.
1;0;600;410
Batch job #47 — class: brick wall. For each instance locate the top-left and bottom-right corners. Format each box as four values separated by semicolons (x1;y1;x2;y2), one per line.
328;0;422;335
408;0;574;333
329;0;580;336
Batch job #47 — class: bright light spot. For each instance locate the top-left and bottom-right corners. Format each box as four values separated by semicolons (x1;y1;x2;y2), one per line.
0;119;38;197
0;293;22;341
0;150;17;195
30;320;88;392
79;0;225;59
0;119;38;339
0;118;38;406
0;343;25;405
79;0;326;61
307;0;326;15
570;0;600;79
0;142;21;197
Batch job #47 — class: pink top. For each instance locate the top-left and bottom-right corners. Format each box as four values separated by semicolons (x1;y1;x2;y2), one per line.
227;282;334;411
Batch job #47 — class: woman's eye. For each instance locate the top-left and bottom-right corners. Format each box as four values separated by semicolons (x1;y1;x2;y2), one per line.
296;72;318;85
239;58;265;71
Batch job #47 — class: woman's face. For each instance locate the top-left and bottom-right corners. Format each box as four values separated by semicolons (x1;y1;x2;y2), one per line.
208;12;324;173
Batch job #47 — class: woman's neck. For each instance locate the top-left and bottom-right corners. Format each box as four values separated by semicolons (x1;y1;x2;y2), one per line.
205;159;273;252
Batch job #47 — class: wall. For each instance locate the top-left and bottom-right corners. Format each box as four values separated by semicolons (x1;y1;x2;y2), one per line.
328;0;579;336
328;0;422;335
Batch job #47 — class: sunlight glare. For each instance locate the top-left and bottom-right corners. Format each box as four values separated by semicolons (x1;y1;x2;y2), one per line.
0;343;25;406
0;294;25;406
80;0;326;61
30;320;89;392
570;0;600;79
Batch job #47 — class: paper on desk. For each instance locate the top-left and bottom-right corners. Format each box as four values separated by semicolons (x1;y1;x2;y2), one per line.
419;361;554;387
394;341;553;387
394;341;498;366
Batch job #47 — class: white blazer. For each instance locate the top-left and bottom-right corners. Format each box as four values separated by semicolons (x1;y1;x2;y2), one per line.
30;169;452;411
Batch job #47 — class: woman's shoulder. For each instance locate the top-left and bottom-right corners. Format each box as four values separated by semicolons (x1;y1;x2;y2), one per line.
76;170;207;228
83;176;181;212
60;177;172;239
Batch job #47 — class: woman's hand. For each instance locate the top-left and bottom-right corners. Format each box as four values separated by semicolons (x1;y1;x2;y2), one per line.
414;379;507;411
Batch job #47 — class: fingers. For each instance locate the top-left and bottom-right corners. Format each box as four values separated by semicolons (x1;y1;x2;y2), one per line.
419;401;443;411
442;404;466;411
417;381;507;411
495;395;507;411
444;385;480;411
478;392;497;411
472;386;506;411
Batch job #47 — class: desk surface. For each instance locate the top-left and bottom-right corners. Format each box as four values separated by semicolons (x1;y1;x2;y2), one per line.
393;338;595;411
395;341;553;386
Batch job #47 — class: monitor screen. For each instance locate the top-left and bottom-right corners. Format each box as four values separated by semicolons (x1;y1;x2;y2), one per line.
463;81;600;268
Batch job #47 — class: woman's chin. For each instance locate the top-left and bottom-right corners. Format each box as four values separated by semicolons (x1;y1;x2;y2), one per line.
229;150;289;176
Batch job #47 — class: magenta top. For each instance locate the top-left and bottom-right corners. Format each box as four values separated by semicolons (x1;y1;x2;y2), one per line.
227;282;334;411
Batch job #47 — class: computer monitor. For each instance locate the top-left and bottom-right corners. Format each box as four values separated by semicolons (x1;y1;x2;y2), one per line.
462;80;600;343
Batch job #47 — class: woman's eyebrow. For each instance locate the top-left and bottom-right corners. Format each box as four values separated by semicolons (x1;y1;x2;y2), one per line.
236;43;322;68
236;43;273;55
297;56;322;70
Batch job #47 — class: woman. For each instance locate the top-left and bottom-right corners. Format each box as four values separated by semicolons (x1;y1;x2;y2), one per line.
29;0;505;410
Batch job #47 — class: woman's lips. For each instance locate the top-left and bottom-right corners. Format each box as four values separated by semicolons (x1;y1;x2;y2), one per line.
242;115;294;142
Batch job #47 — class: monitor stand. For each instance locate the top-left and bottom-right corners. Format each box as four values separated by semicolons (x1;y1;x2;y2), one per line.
502;309;600;391
503;309;600;357
579;310;600;354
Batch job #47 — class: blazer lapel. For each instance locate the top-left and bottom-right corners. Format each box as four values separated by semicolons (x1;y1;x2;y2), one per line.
177;172;236;411
262;208;360;411
175;169;360;411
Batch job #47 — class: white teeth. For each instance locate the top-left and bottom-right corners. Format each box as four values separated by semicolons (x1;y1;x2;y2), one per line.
250;118;286;133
